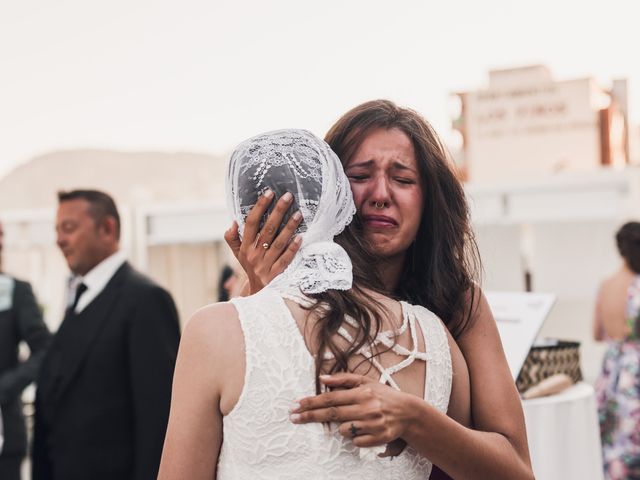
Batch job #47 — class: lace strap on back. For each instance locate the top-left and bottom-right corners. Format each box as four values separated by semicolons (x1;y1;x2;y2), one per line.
324;304;429;392
406;302;452;413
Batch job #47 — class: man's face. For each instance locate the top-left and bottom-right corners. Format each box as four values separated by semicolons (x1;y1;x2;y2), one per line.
56;199;112;276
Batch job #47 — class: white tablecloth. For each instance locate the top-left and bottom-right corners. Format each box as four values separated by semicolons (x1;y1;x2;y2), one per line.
522;382;603;480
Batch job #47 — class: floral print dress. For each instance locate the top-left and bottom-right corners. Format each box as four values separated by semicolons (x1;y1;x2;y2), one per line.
596;275;640;479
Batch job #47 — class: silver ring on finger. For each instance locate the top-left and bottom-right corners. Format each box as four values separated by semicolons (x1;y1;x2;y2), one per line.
262;242;270;250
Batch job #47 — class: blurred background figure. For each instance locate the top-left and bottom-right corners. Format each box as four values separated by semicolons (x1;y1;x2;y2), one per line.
0;219;51;480
33;190;180;480
594;221;640;479
217;265;234;302
217;262;246;302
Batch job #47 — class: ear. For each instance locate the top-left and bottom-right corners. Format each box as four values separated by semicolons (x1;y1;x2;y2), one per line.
100;216;118;240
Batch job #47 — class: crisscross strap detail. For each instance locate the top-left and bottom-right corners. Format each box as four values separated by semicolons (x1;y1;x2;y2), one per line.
323;302;428;391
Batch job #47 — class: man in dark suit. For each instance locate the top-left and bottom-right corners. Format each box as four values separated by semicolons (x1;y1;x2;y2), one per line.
33;190;181;480
0;220;51;480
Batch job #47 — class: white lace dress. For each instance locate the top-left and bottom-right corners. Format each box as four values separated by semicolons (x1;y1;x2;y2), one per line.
217;287;452;479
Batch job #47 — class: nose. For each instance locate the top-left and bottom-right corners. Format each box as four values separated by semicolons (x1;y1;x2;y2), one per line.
368;175;391;207
56;231;66;249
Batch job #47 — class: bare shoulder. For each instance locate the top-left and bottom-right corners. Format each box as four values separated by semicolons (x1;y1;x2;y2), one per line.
455;287;509;375
456;285;495;343
180;302;243;365
185;302;240;335
602;269;634;292
598;274;618;295
174;302;245;402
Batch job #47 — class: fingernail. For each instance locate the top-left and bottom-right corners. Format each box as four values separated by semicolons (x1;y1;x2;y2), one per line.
293;236;302;245
319;374;331;381
282;192;293;202
289;413;301;423
289;402;300;413
292;211;302;221
264;189;274;199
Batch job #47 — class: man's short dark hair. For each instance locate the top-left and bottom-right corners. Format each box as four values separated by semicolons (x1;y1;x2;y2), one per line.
58;189;121;240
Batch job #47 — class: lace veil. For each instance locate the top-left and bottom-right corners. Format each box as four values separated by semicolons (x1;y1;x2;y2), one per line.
226;129;356;295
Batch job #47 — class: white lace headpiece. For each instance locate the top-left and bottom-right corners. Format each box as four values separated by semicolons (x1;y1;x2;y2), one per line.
226;129;356;294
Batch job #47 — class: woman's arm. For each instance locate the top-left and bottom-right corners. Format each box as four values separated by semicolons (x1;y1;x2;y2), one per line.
291;291;533;480
224;191;302;294
158;303;240;480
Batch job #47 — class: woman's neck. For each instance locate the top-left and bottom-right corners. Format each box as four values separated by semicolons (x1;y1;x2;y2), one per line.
378;253;405;293
621;261;638;276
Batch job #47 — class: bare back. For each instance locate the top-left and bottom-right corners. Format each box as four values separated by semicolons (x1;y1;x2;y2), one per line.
595;265;637;340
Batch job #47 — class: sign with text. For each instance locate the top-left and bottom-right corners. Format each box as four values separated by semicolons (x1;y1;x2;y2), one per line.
486;291;556;380
462;77;602;181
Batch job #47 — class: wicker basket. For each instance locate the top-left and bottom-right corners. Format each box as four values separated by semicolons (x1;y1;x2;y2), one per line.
516;340;583;393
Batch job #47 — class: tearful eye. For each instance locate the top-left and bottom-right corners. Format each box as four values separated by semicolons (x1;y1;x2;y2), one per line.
348;175;369;182
394;177;415;185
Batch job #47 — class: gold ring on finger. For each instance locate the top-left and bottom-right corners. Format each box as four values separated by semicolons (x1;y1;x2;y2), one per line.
262;242;270;250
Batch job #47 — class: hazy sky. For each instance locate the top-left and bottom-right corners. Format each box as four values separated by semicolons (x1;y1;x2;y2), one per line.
1;0;638;177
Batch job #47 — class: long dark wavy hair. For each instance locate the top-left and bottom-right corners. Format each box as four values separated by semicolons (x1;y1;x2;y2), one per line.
306;216;389;393
325;99;482;338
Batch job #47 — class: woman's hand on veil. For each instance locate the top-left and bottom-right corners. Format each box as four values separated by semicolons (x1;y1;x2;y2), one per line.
224;190;303;294
289;373;417;455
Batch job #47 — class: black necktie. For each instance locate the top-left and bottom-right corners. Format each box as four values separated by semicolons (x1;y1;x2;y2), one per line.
70;282;88;313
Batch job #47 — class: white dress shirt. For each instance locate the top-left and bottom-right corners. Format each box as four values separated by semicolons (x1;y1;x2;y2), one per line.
71;250;127;314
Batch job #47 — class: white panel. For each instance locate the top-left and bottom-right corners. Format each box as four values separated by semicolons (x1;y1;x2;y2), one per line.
146;208;229;245
467;192;505;223
530;220;618;299
2;217;55;248
475;225;523;291
509;188;623;222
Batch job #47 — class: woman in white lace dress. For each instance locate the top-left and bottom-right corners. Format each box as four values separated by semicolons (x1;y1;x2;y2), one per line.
223;101;534;479
158;129;467;479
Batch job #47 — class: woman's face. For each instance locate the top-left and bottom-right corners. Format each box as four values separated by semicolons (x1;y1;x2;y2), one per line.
345;127;424;261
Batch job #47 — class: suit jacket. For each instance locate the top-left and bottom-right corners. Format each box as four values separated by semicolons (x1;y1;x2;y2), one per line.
33;262;180;480
0;275;51;458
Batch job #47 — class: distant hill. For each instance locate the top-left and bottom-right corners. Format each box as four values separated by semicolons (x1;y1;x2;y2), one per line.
0;149;228;211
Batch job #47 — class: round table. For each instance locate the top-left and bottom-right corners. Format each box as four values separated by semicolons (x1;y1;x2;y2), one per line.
522;382;603;480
